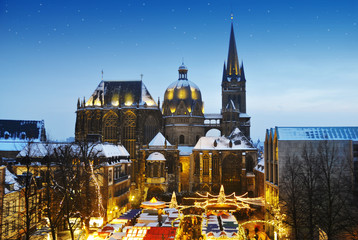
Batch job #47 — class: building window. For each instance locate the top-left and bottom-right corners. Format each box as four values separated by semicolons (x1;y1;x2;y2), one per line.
123;111;136;158
153;163;159;177
109;169;112;183
246;155;254;173
114;167;118;179
144;115;158;144
212;155;219;175
194;154;200;175
4;221;8;235
103;111;118;142
12;220;16;231
20;132;26;140
179;135;184;144
5;202;10;215
203;153;209;175
4;131;10;139
86;111;93;132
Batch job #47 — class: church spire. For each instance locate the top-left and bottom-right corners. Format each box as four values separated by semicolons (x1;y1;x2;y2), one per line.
227;23;240;77
222;62;228;83
240;62;246;81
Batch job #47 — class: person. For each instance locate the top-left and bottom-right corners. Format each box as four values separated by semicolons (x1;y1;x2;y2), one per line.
245;228;250;239
254;226;270;240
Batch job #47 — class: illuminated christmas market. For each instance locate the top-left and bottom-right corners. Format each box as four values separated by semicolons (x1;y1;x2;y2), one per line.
1;1;358;240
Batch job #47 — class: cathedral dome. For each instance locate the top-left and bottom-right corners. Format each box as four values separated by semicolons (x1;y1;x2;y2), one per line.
163;65;203;116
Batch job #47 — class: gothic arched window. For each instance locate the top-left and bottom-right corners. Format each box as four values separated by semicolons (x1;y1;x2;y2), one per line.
103;111;118;143
212;154;220;175
179;135;185;144
123;110;136;158
144;115;158;144
194;154;200;175
86;111;92;132
203;153;209;175
153;163;159;177
246;155;254;173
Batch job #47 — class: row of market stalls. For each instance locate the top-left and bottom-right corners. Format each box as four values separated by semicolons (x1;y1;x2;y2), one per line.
97;185;265;240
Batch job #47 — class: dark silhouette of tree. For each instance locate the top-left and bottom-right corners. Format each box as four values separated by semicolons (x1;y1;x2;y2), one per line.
280;155;304;240
17;141;44;240
280;141;357;239
315;141;354;239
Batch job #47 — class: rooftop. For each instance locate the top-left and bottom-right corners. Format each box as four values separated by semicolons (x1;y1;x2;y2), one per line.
275;127;358;141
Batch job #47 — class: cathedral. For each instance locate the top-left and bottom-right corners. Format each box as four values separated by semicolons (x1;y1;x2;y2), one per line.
75;22;256;199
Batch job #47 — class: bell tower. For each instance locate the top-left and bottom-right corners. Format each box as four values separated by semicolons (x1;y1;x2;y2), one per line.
221;22;250;138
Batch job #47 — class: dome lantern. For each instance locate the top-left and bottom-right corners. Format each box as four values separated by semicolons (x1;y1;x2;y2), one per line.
178;64;188;80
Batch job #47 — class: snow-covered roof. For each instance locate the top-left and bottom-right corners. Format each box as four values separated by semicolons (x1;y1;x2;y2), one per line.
0;141;28;152
148;132;172;146
194;128;255;150
204;114;222;119
17;142;129;158
254;158;264;173
5;168;21;194
17;143;64;158
0;119;46;142
0;120;46;152
275;127;358;141
147;152;166;161
93;143;129;158
239;113;250;118
178;146;193;156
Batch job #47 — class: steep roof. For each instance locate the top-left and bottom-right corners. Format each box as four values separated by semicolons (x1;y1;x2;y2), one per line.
194;128;255;150
149;132;172;146
226;23;240;77
94;143;129;158
275;127;358;141
5;168;22;194
85;80;157;108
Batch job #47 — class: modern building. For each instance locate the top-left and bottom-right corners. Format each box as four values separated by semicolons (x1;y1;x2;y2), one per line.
264;126;358;237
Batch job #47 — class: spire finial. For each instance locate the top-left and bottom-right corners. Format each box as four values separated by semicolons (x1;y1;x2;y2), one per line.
140;74;143;81
101;69;104;80
231;12;234;21
182;57;184;65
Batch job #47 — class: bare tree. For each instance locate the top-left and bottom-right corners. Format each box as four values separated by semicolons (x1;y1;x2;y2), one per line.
75;141;103;238
280;141;357;239
300;143;321;239
52;144;82;240
280;155;304;240
315;141;354;239
17;142;44;240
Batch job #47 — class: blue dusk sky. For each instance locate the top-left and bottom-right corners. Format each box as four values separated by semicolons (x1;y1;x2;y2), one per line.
1;0;357;141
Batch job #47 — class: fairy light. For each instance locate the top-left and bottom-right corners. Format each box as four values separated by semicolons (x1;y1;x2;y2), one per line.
89;160;105;217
